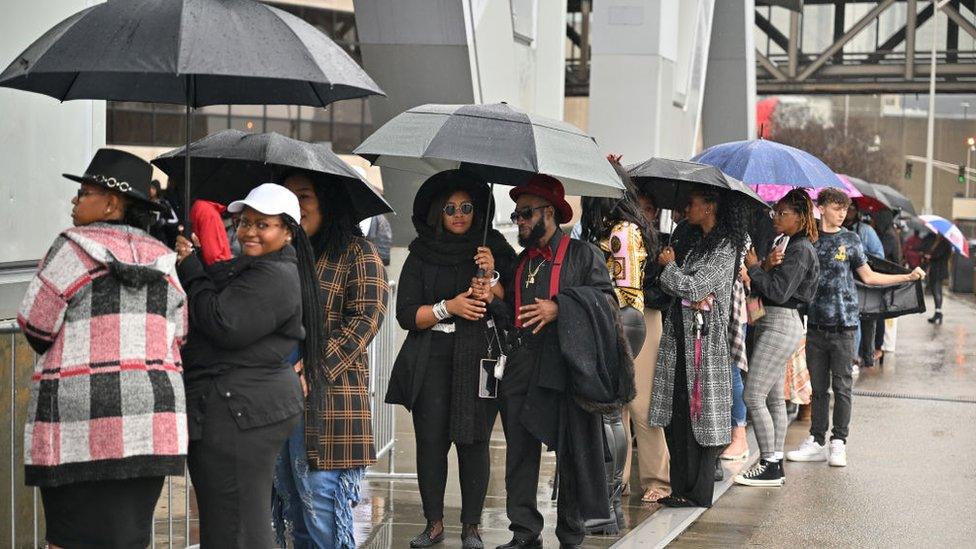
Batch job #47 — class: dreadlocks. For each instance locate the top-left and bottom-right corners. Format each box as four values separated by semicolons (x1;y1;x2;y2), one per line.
779;188;819;243
685;185;752;266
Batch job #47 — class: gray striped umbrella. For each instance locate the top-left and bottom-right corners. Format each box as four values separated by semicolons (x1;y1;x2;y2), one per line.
354;103;625;198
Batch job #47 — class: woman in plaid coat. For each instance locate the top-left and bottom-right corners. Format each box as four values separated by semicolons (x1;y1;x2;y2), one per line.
18;149;187;548
275;171;388;549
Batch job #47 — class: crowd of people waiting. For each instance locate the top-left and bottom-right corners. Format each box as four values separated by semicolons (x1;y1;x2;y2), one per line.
17;148;938;549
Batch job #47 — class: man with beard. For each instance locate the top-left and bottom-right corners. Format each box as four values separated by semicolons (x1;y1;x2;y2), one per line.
484;175;622;549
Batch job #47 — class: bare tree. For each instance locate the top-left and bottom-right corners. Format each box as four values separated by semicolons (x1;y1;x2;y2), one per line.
770;116;900;189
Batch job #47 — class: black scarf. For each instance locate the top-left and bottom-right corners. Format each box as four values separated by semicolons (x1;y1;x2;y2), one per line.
408;217;516;444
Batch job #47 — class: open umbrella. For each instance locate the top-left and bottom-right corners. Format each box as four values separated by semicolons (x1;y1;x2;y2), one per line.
838;174;893;212
692;139;846;191
0;0;383;224
625;157;768;210
153;130;393;222
918;215;970;258
354;103;625;198
873;184;916;216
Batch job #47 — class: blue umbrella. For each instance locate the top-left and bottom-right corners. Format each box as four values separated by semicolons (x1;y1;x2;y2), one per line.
692;139;846;190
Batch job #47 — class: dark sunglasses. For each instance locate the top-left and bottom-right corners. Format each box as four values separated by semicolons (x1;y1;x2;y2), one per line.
510;205;549;223
443;202;474;216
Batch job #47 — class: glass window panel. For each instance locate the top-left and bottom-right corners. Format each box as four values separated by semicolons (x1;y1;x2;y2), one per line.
332;99;363;124
230;116;261;133
331;122;361;154
110;110;152;145
154;113;185;146
303;121;331;145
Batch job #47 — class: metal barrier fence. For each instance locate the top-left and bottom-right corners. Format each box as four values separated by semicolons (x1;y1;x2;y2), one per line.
1;280;405;547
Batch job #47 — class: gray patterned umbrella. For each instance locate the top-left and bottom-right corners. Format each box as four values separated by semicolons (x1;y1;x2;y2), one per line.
354;103;625;198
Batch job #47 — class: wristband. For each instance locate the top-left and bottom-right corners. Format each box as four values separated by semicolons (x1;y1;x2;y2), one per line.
489;270;500;288
432;299;452;321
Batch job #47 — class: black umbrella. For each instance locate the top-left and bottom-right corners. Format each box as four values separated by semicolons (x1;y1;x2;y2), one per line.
625;157;769;210
841;174;894;212
0;0;383;224
873;184;916;216
153;130;393;222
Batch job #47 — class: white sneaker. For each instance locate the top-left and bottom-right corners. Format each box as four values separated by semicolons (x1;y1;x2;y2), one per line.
786;436;828;462
828;439;847;467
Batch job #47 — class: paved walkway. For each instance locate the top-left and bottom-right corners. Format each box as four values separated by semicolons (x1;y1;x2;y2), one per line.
352;292;976;548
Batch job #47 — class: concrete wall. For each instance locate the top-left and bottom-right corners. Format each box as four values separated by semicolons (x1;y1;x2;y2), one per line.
354;0;567;247
0;0;106;319
702;0;756;148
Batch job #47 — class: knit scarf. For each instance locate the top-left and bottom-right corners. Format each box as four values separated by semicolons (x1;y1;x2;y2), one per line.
408;218;516;445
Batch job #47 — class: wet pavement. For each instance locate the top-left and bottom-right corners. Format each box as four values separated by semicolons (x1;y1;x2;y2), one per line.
351;291;976;548
670;292;976;548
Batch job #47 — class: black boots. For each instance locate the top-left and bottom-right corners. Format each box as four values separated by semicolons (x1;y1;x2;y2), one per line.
928;312;943;325
584;410;627;536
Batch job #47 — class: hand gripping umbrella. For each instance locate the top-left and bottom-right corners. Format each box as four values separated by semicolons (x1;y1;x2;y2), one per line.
0;0;384;226
355;102;625;267
153;130;393;222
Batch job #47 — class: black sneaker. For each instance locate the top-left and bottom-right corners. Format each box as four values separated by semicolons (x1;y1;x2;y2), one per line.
733;459;785;487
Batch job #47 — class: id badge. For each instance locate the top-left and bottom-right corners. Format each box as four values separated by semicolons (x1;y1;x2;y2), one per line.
479;359;498;399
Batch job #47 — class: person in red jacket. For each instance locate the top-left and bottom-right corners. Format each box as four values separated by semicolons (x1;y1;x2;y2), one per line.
190;199;233;265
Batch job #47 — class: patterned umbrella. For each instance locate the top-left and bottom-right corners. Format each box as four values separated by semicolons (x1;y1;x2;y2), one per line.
918;215;970;258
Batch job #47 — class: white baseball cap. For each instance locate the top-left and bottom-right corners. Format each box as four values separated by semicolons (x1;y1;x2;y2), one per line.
227;183;302;226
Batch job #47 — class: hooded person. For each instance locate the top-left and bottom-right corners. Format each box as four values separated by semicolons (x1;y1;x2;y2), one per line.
483;174;633;549
387;169;517;549
18;148;188;549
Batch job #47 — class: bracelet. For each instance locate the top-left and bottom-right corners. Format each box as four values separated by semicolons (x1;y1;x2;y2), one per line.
489;270;500;287
432;299;452;321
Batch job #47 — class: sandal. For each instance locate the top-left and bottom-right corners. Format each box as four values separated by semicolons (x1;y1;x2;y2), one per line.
720;449;749;461
641;488;668;503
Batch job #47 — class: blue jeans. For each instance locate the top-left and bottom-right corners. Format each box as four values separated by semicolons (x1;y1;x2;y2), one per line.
273;420;364;549
731;365;747;427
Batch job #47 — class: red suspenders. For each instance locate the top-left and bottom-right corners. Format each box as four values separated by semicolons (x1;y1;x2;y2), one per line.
513;234;570;328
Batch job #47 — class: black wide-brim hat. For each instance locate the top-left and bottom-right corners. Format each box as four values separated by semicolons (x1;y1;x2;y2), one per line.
63;148;165;212
412;169;493;225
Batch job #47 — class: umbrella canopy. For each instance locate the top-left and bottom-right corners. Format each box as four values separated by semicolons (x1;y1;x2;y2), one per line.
354;103;625;198
692;139;846;190
153;130;393;222
0;0;383;106
752;174;866;205
625;157;768;210
918;215;970;258
873;184;916;216
0;0;384;226
838;174;893;212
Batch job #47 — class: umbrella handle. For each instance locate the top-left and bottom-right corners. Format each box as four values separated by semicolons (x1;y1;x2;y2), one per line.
477;183;495;278
182;77;195;236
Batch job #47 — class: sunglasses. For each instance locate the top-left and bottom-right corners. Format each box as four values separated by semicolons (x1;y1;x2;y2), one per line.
443;202;474;216
510;205;549;223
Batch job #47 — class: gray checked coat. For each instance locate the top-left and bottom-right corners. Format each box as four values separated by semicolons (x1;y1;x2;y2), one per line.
649;241;735;447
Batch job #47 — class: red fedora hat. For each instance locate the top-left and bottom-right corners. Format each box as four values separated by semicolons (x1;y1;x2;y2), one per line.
510;174;573;223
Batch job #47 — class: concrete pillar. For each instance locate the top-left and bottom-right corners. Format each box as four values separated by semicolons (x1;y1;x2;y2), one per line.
588;0;716;162
701;0;756;148
353;0;567;247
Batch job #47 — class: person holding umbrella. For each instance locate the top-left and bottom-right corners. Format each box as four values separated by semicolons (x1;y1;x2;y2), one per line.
922;232;952;325
274;170;389;549
386;170;516;549
18;149;188;548
648;185;751;508
175;183;321;547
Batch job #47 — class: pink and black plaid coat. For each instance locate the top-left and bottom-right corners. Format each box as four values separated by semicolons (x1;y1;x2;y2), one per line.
17;223;188;487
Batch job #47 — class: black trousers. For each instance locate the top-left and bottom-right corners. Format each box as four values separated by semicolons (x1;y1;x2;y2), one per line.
499;392;583;545
41;476;164;549
858;318;877;366
188;394;300;548
412;333;492;524
664;310;720;507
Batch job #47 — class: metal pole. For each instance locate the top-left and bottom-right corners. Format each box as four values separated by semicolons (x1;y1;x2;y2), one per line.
10;333;15;549
925;0;951;214
967;145;972;198
183;76;194;230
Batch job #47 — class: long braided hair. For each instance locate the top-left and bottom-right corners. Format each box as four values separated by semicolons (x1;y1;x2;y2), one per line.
277;169;364;262
281;215;325;389
779;188;819;243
